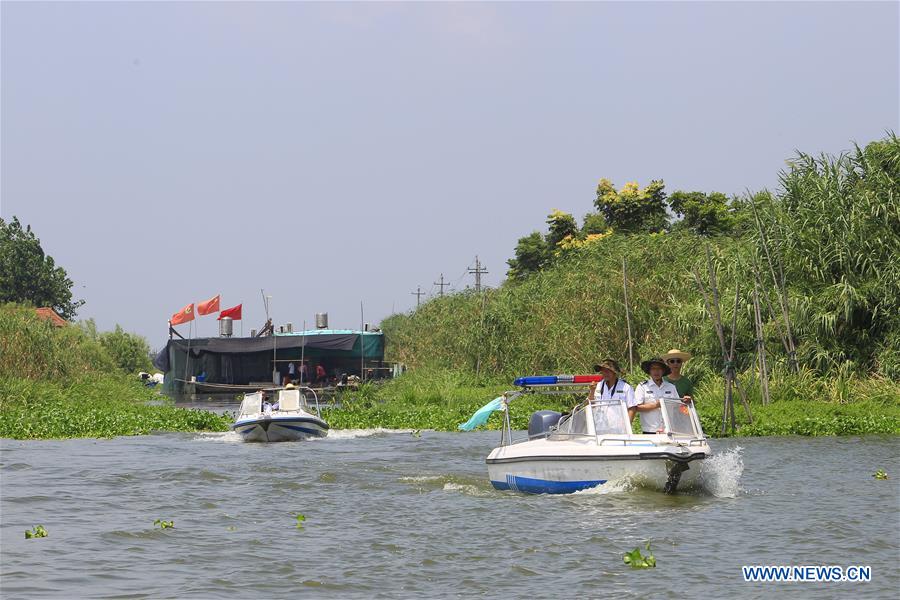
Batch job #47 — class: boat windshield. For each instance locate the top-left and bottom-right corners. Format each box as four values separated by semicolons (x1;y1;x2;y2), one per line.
238;392;262;417
553;399;631;437
661;397;702;437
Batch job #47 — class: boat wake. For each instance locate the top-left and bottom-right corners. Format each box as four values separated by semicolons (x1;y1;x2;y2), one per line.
323;428;416;440
570;478;637;495
399;474;499;497
194;431;243;443
699;446;744;498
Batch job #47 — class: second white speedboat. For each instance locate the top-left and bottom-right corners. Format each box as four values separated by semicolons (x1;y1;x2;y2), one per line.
485;378;710;494
232;387;329;442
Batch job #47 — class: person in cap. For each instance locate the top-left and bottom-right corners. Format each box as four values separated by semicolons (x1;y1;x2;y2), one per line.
588;359;636;433
662;349;694;399
634;358;679;434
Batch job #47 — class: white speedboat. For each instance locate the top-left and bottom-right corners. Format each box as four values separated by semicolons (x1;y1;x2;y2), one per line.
484;376;710;494
232;387;329;442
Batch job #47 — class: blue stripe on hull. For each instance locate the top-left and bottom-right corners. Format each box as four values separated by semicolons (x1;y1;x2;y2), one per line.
491;474;607;494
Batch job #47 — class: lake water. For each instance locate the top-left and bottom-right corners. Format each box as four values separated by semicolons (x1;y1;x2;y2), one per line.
1;430;898;599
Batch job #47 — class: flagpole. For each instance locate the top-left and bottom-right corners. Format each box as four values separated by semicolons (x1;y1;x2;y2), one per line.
301;319;306;384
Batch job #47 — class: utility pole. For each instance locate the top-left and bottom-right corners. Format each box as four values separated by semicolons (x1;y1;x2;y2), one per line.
434;274;449;297
468;255;489;292
411;286;425;307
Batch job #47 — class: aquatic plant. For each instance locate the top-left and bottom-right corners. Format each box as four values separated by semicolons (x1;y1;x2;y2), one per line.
0;375;232;439
24;525;48;539
623;541;656;568
873;469;888;480
294;514;306;529
154;519;174;529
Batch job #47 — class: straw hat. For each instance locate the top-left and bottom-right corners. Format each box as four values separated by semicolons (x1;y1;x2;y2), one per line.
641;357;671;376
593;359;622;376
662;349;692;362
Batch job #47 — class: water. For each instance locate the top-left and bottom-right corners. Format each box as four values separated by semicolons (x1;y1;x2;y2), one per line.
1;431;898;599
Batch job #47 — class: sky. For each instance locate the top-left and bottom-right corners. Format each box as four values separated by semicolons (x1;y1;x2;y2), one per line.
2;1;898;350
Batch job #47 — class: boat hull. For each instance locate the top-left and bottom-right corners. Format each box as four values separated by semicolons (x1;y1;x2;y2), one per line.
486;437;708;494
232;415;329;442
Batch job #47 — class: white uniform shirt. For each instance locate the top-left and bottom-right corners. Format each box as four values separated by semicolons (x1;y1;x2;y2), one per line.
591;378;636;434
634;378;679;433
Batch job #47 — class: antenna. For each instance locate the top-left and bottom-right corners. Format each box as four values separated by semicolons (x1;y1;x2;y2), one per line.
360;300;365;382
468;256;488;292
260;289;270;320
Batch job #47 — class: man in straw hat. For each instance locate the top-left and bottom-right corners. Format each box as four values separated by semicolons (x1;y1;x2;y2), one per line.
662;349;694;400
588;359;636;433
634;357;679;434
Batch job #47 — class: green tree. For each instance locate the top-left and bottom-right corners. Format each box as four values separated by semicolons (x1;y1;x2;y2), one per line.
0;217;83;319
506;231;549;280
99;325;153;374
581;212;609;235
594;179;668;233
545;209;579;247
669;190;737;235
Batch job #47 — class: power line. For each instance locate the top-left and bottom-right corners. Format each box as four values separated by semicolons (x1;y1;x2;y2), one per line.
467;255;488;292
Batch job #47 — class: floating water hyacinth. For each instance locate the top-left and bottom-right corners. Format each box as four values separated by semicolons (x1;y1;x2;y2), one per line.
623;541;656;568
154;519;174;529
873;469;888;480
25;525;48;539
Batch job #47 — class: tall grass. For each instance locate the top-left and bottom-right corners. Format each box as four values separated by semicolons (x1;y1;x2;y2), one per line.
384;135;900;383
0;304;230;439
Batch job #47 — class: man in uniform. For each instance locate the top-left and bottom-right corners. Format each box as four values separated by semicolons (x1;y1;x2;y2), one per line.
634;357;679;434
588;359;636;434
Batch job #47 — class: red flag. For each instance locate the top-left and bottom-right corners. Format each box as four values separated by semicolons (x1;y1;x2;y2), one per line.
170;303;195;326
197;294;220;316
218;304;242;321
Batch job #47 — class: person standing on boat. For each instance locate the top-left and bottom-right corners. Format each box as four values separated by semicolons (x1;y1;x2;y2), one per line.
662;349;694;400
589;359;636;433
634;358;679;434
299;361;308;384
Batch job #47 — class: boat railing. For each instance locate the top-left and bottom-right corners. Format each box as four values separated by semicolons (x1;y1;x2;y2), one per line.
498;384;706;447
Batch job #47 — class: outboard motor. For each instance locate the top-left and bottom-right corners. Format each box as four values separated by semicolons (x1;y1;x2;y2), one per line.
528;410;563;439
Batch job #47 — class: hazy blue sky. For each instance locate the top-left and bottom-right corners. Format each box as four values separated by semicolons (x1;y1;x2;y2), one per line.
2;1;898;349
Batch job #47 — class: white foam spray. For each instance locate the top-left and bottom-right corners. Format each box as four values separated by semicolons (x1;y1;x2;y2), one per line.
699;445;744;498
323;428;416;440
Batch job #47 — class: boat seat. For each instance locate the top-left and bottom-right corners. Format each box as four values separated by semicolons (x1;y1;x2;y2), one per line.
279;389;302;411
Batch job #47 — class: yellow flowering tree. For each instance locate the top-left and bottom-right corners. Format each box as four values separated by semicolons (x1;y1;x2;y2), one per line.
594;178;668;233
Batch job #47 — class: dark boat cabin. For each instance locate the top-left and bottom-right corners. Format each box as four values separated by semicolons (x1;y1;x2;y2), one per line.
153;329;386;395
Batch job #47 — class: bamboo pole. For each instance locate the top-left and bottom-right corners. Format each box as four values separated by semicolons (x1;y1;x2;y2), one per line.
695;247;753;433
727;281;753;425
750;194;798;372
475;292;487;380
622;257;635;374
753;285;771;405
692;265;729;434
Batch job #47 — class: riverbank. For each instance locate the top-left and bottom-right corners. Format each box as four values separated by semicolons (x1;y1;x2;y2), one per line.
0;375;231;440
0;304;232;440
325;369;900;436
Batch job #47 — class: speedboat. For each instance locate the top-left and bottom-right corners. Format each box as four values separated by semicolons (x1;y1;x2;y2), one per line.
482;375;710;494
232;386;329;442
